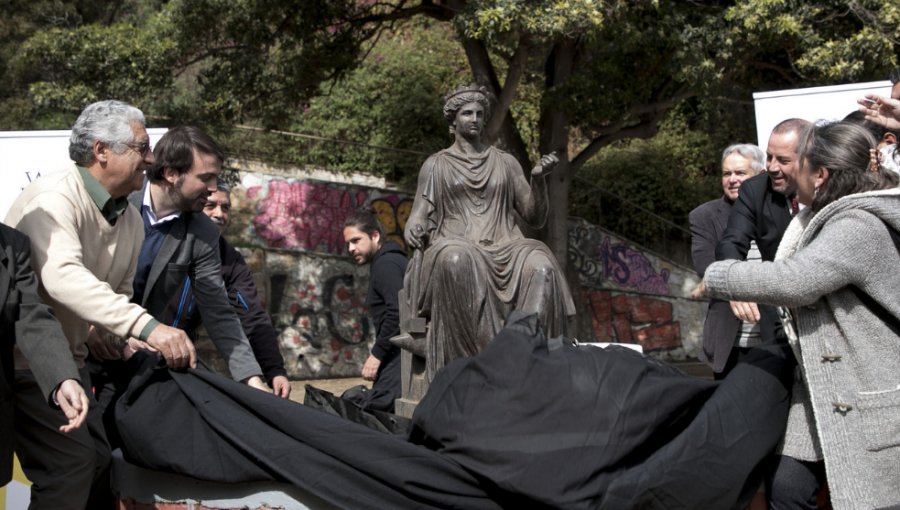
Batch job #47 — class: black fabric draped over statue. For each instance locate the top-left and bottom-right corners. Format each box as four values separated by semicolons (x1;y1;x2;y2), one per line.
116;314;793;509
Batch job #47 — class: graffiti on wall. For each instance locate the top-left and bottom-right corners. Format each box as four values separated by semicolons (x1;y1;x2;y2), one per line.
569;223;672;295
569;221;683;351
248;179;413;254
582;289;681;352
262;256;375;378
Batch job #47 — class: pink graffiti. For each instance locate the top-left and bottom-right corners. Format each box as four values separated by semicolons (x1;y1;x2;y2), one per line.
597;238;670;295
253;180;367;253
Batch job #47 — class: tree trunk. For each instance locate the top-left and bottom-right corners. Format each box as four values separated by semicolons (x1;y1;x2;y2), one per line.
538;41;574;271
537;41;594;340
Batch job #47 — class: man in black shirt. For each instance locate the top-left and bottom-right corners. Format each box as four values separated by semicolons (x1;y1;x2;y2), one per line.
342;207;407;412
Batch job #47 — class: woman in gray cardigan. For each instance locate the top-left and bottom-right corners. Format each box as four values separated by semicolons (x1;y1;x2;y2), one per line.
701;121;900;510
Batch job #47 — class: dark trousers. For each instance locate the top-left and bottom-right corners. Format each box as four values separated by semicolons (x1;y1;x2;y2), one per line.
766;455;825;510
363;351;401;412
85;357;132;450
13;366;113;510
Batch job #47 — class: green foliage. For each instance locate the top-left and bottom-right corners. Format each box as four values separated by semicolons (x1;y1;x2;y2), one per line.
571;110;720;241
722;0;899;89
16;18;177;114
3;0;900;251
0;0;166;129
286;18;469;183
457;0;606;42
163;0;368;127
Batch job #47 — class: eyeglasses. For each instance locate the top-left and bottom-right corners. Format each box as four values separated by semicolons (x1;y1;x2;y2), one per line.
123;140;152;158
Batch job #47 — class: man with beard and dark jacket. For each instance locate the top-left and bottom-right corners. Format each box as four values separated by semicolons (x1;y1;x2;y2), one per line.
178;183;290;398
342;207;407;412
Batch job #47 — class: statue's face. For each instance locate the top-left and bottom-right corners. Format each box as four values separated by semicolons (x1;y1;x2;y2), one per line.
453;101;485;140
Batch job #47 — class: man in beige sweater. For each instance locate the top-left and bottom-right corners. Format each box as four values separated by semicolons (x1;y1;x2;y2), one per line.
6;100;196;510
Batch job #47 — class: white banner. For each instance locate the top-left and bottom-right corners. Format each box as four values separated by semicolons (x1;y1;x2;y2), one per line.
0;128;168;222
753;80;892;145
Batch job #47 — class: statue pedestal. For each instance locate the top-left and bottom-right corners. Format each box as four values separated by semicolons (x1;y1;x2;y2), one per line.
391;346;428;418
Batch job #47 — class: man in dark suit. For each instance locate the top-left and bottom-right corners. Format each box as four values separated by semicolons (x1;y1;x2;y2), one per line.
1;223;88;489
716;118;810;323
130;126;263;384
89;127;266;442
689;144;764;377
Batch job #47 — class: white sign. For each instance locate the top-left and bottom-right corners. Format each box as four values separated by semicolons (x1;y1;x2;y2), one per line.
753;80;892;146
0;128;168;222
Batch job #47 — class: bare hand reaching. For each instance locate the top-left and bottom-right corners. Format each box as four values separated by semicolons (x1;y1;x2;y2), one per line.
729;300;761;323
146;323;196;370
361;354;381;382
244;375;270;393
858;94;900;131
270;375;291;398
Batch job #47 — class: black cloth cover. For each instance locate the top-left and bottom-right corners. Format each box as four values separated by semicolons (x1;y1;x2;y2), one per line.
116;313;792;509
116;354;501;510
410;312;793;509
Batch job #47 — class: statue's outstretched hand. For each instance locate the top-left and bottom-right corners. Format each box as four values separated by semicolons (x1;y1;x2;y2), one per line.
532;152;559;178
405;223;427;250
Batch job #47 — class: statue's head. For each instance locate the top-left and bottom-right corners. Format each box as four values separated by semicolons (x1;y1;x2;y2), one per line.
443;84;492;133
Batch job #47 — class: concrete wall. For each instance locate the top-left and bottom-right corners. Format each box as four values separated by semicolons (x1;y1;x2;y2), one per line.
198;161;707;379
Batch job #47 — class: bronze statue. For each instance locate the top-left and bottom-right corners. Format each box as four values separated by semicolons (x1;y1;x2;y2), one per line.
400;84;575;387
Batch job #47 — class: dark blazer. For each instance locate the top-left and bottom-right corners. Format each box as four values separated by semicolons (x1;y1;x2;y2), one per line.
174;237;286;384
716;172;792;262
714;172;791;360
128;186;261;382
0;223;78;484
689;197;741;372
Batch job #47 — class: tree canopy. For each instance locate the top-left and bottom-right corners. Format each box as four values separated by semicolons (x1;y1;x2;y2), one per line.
2;0;899;268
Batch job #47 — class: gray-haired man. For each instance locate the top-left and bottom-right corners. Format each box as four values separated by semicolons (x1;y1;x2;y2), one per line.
6;100;195;509
690;143;765;377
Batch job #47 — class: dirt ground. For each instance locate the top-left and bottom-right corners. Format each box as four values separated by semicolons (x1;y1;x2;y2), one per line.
289;377;368;404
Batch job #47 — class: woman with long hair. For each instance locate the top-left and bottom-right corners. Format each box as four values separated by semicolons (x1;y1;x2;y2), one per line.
701;121;900;509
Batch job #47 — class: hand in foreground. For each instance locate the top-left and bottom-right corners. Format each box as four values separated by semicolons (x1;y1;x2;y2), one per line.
146;324;196;370
245;375;270;393
532;152;559;178
55;379;89;433
270;375;292;399
729;300;760;323
121;337;157;360
361;354;381;382
858;94;900;131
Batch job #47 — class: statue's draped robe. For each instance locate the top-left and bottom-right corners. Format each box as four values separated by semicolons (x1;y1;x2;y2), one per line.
406;145;575;381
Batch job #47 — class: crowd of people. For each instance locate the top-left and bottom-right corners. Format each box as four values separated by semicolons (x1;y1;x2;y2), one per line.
689;75;900;509
2;74;900;509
